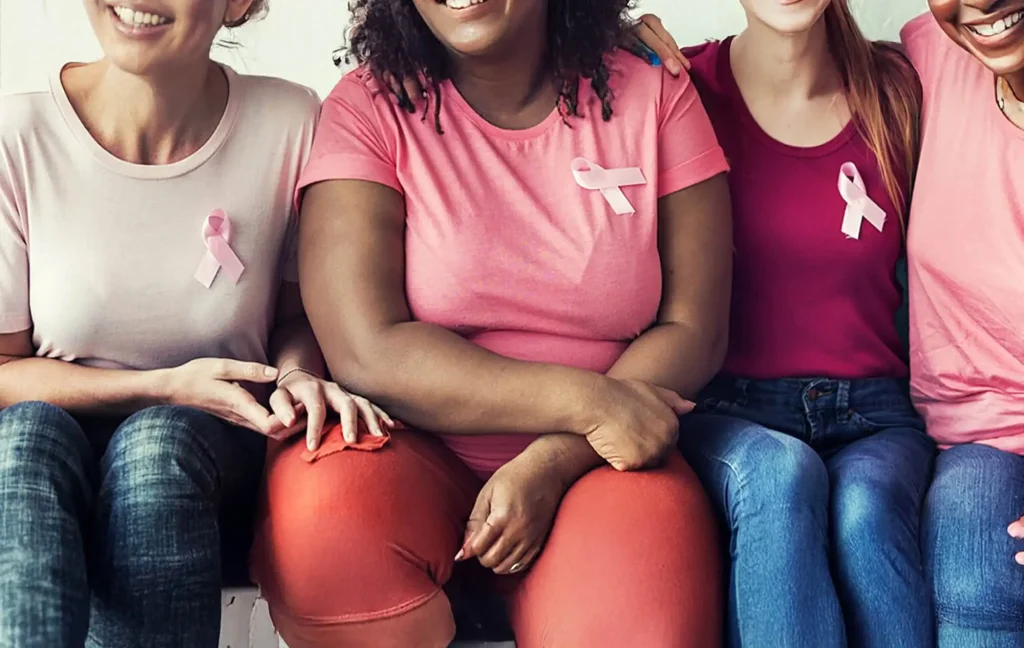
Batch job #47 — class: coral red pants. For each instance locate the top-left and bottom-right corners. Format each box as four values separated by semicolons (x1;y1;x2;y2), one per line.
250;429;722;648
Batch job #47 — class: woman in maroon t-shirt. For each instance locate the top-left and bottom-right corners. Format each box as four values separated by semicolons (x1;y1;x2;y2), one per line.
636;2;934;647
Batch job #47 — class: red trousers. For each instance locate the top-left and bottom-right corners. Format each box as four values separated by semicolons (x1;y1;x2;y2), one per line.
251;430;722;648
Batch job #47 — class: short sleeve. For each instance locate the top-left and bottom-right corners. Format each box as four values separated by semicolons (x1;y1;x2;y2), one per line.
295;71;401;206
657;69;730;198
0;155;30;333
900;12;942;82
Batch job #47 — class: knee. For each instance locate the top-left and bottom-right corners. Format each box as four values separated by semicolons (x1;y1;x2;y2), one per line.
253;434;469;622
832;472;906;548
100;406;221;501
740;434;827;512
0;402;91;480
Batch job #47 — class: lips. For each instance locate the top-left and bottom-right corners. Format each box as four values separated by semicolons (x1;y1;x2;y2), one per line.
965;9;1024;37
440;0;490;9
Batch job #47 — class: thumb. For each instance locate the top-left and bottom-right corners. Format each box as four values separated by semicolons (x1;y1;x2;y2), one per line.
654;386;695;415
457;489;492;562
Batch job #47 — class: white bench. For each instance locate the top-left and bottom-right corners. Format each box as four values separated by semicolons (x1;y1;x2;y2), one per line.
218;588;514;648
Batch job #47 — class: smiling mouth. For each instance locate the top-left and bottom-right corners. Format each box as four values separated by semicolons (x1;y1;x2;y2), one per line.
109;5;173;28
440;0;490;9
965;9;1024;37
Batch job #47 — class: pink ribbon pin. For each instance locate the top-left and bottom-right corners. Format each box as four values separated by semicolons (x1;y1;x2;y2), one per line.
838;162;886;239
194;209;245;288
571;157;646;215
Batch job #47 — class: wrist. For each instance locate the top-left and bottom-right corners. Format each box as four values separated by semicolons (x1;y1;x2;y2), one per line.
142;368;176;407
563;372;610;436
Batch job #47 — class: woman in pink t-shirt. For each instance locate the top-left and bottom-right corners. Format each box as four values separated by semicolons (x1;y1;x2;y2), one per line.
248;0;733;646
0;1;387;645
898;3;1024;646
637;2;934;646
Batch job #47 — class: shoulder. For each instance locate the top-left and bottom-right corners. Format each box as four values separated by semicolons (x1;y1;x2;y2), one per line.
0;89;60;144
231;71;321;131
900;12;962;75
602;48;702;111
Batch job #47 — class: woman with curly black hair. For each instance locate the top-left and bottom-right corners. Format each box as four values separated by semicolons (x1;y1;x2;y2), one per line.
250;1;732;645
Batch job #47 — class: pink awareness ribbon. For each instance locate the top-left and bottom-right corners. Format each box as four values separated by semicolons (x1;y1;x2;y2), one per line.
571;157;646;215
194;209;245;288
838;162;886;239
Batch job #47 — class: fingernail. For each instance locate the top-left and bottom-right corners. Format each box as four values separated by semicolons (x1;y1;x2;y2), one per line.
1016;552;1024;566
264;367;278;377
307;438;316;451
454;549;464;561
649;53;662;67
1009;523;1024;538
666;58;681;75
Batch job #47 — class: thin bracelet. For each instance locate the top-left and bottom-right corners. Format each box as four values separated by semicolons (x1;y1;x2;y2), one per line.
276;367;322;385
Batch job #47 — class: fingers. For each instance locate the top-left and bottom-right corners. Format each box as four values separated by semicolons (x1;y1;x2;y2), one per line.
334;393;360;444
215;383;279;435
457;488;495;561
352;395;386;438
478;534;518;572
653;386;695;415
214;359;278;384
1008;519;1024;539
296;387;327;451
269;388;298;428
639;14;688;73
492;538;530;575
373;404;396;428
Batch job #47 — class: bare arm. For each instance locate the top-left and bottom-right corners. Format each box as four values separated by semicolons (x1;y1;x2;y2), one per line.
298;180;606;437
0;329;168;413
606;173;732;396
269;282;326;379
515;173;733;478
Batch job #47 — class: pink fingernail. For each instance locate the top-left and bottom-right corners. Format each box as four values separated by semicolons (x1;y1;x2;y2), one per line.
454;549;464;561
1016;552;1024;566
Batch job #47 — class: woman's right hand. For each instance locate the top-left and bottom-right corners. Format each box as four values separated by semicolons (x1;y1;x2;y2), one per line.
580;378;694;472
160;358;283;435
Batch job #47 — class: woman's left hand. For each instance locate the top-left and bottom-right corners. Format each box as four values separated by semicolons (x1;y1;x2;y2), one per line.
1008;517;1024;564
269;369;394;450
455;448;570;575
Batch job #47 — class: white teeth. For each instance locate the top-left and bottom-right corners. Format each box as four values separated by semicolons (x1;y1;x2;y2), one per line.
112;6;170;27
445;0;488;9
969;10;1024;36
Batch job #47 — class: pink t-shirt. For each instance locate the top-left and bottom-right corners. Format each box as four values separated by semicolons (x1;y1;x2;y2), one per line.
683;38;908;380
902;14;1024;452
300;50;728;475
0;65;318;370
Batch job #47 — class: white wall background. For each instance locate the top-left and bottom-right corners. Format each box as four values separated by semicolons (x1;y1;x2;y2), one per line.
1;0;927;97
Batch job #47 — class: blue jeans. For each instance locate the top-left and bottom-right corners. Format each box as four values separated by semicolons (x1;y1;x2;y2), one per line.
678;377;936;648
0;402;264;648
924;443;1024;647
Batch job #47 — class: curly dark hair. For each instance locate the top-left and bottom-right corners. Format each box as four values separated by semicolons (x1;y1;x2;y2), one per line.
340;0;635;133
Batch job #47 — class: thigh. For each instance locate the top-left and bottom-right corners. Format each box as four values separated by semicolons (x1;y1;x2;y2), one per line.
924;444;1024;632
679;413;828;520
252;428;480;621
827;426;935;530
509;453;721;648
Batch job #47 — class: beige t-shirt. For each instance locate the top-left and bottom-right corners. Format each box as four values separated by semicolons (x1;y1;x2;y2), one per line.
0;64;319;370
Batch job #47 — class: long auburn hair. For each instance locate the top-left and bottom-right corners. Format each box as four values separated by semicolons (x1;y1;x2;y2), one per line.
824;0;921;225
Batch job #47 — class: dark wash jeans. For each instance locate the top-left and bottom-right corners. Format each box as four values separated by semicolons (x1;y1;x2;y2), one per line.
678;377;936;648
0;402;264;648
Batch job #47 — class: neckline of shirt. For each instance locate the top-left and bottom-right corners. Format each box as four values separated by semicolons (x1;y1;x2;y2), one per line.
718;36;859;159
49;62;242;180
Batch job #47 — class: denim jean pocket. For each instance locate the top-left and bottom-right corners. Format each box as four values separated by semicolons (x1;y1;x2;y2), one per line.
847;405;925;433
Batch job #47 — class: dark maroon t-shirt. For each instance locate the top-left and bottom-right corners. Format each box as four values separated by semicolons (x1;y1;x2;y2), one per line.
683;38;908;380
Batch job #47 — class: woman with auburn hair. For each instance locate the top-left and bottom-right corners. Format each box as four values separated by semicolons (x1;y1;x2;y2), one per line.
249;0;733;645
637;1;933;646
0;0;388;645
